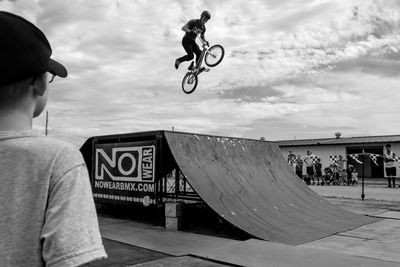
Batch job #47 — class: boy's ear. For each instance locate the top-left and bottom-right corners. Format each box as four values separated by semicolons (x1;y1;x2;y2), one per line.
32;74;47;96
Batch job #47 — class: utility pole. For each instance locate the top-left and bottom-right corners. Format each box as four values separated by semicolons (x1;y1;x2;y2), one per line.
45;111;48;136
361;149;365;200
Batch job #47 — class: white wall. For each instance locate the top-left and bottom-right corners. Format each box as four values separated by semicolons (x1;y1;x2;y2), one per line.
280;145;346;174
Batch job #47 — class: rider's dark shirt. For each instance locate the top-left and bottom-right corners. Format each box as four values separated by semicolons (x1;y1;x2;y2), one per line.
184;19;206;40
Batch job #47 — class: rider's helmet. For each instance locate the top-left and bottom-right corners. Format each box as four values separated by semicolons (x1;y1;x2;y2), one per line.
201;10;211;20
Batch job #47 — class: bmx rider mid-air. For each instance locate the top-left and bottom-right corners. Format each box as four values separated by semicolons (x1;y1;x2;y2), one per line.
175;10;211;71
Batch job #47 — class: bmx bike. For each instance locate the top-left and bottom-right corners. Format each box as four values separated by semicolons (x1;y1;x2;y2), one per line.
181;33;224;94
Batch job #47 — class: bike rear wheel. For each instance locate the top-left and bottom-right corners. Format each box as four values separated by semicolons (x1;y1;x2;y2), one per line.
182;72;198;94
205;44;224;67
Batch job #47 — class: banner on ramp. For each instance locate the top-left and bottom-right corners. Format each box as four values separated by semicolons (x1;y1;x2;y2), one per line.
93;142;156;206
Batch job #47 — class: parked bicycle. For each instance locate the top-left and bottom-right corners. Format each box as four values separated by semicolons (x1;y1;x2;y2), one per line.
323;165;348;185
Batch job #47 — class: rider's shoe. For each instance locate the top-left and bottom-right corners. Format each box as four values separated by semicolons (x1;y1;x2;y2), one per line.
188;61;194;70
175;59;180;69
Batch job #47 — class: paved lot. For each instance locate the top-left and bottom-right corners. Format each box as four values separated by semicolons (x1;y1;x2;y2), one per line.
310;184;400;213
129;256;227;267
88;239;168;267
300;216;400;263
92;184;400;266
310;184;400;202
99;216;400;267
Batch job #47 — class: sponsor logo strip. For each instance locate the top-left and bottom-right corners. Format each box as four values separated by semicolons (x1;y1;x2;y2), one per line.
93;193;155;205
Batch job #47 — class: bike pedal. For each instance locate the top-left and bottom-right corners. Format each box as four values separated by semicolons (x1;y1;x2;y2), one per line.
205;68;210;72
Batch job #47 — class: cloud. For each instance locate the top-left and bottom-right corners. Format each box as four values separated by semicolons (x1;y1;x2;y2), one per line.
2;0;400;144
333;56;400;77
218;0;400;88
261;70;400;139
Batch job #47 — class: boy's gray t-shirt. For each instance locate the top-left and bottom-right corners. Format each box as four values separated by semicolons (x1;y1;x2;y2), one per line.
0;131;107;267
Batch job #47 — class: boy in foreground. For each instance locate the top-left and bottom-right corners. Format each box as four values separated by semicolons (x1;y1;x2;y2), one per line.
0;11;107;266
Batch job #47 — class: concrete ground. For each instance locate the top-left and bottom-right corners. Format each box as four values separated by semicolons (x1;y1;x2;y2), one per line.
310;183;400;213
300;184;400;264
128;256;227;267
88;239;168;267
311;184;400;204
94;184;400;266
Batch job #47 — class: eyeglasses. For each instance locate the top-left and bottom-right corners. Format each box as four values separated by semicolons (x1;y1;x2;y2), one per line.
49;74;55;84
30;73;56;85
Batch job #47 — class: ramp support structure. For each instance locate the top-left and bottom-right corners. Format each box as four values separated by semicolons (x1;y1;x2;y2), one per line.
165;202;183;230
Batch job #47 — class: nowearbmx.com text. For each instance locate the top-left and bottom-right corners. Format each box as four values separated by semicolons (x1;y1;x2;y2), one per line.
94;181;155;192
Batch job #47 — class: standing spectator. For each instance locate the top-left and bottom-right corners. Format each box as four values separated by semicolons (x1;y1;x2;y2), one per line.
336;155;347;185
336;155;347;171
383;144;397;188
0;11;106;266
295;154;303;179
287;150;296;172
346;164;355;185
314;158;322;185
303;150;315;185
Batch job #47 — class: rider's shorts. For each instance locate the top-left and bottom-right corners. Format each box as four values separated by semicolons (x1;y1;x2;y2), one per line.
385;166;397;177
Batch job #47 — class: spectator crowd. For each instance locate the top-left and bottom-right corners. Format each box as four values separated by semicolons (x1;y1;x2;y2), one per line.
287;150;358;186
287;144;399;188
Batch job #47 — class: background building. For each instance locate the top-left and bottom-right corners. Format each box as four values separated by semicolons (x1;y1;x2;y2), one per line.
276;133;400;179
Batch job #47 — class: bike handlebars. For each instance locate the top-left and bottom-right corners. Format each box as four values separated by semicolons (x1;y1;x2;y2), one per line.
191;27;209;47
198;37;208;47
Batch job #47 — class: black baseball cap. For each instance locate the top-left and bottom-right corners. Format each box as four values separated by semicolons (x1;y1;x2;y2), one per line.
0;11;67;86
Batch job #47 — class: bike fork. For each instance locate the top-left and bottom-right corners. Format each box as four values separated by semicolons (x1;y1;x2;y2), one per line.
196;50;205;68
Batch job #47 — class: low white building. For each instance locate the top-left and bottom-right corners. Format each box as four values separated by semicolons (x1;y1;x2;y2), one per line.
275;133;400;178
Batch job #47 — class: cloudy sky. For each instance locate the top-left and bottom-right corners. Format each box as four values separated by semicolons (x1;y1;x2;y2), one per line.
2;0;400;146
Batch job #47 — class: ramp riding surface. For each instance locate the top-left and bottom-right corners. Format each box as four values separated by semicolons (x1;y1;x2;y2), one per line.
164;132;377;245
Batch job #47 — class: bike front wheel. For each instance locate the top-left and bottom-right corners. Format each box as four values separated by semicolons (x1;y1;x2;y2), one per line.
205;45;224;67
182;72;198;94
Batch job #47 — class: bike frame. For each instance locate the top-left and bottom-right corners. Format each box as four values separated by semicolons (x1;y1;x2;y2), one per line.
181;34;224;94
192;37;208;72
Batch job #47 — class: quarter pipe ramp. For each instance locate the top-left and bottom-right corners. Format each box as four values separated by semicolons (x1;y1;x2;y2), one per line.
164;132;377;245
